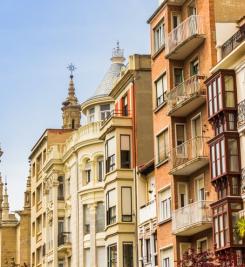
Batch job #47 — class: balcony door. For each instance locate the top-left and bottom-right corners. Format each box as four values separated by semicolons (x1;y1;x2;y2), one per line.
195;175;205;202
175;124;187;158
172;13;181;44
191;114;202;157
178;183;188;208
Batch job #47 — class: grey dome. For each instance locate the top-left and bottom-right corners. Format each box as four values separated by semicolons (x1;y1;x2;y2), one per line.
88;42;125;101
93;62;124;98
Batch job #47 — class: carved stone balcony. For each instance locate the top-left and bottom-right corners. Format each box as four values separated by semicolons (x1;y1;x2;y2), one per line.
139;200;156;225
238;99;245;133
172;200;213;236
165;15;205;60
58;232;72;255
166;75;206;117
169;136;209;176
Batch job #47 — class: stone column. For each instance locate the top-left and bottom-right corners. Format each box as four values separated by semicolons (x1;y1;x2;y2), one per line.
89;203;97;267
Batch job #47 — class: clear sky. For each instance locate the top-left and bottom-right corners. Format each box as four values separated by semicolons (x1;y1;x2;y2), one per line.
0;0;156;211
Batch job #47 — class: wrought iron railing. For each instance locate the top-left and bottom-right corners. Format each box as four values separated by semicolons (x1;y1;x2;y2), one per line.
172;200;213;234
238;99;245;128
221;24;245;59
101;109;131;127
58;232;71;246
170;136;209;169
165;15;204;56
166;75;206;112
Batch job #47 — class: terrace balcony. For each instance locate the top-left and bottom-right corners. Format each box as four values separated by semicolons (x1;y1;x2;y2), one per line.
169;136;209;176
166;75;206;117
165;15;205;60
238;99;245;133
172;200;213;236
139;200;157;225
58;232;72;254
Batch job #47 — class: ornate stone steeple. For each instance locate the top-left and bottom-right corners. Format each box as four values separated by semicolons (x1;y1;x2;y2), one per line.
2;179;9;221
24;169;31;209
62;64;81;130
0;173;3;222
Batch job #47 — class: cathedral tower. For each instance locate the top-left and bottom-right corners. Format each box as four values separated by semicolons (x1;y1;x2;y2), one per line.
61;64;81;129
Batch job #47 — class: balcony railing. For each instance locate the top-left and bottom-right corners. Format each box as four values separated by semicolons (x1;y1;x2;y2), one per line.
170;136;209;175
167;75;206;115
139;200;156;224
172;200;213;235
221;24;245;59
58;232;71;247
171;136;209;167
101;109;131;127
238;99;245;129
165;15;205;58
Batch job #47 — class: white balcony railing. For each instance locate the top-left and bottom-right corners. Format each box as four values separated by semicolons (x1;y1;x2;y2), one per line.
166;75;206;113
139;200;156;224
172;200;213;234
165;15;205;56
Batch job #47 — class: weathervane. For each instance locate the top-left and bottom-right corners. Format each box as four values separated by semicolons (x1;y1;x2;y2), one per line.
67;63;76;77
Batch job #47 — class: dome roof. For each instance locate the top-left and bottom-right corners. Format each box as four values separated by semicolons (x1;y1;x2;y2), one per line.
89;42;125;100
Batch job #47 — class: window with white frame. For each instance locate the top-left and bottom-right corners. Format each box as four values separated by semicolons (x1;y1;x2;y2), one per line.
100;104;111;120
157;128;169;163
156;74;167;107
159;187;171;222
175;124;186;156
160;247;173;267
154;22;165;52
88;107;95;122
108;244;117;267
197;238;208;253
84;160;92;184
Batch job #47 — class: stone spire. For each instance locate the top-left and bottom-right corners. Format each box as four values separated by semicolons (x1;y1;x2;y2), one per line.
2;179;10;220
24;169;31;209
0;173;3;222
62;64;81;130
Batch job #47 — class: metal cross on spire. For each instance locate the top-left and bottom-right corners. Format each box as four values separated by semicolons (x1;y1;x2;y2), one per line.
67;63;76;77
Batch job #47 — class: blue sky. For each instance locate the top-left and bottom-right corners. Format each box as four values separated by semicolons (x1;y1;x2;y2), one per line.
0;0;156;210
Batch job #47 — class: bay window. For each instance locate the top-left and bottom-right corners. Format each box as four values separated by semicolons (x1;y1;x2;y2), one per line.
120;135;131;169
106;137;116;173
106;189;116;225
206;70;236;118
121;187;132;222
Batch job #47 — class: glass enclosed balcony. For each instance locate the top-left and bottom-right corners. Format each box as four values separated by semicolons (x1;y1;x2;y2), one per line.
172;200;213;236
169;136;209;176
167;75;206;117
165;15;205;60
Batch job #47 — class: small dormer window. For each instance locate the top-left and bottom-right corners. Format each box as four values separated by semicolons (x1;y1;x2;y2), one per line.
88;108;95;123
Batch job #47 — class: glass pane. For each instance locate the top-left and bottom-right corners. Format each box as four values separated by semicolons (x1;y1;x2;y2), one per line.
224;76;235;107
107;138;115;157
108;189;116;208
